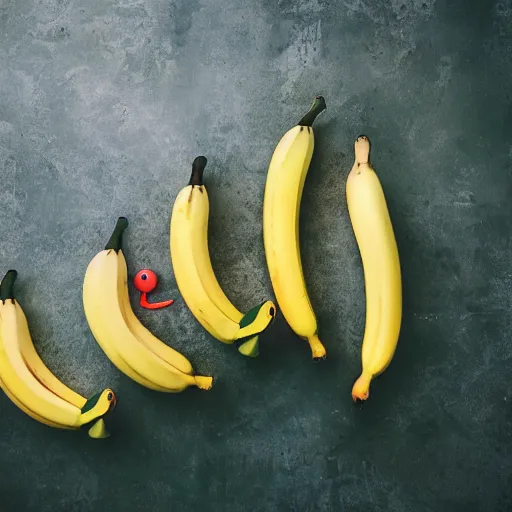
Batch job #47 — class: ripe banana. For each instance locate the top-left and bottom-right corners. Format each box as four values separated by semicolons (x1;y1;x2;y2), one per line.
263;96;327;360
346;135;402;401
170;156;276;357
0;270;116;438
83;217;213;392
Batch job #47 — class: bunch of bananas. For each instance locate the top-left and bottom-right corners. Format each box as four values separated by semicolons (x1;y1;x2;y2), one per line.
83;217;213;392
171;98;401;401
0;270;116;438
0;95;403;434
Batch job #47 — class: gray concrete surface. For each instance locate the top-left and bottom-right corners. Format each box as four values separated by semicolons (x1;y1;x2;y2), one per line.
1;0;512;510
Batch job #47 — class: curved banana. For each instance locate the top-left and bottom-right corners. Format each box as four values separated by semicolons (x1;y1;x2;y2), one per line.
0;270;116;437
15;302;86;409
346;136;402;401
83;218;213;392
0;374;70;429
170;156;276;357
263;96;327;360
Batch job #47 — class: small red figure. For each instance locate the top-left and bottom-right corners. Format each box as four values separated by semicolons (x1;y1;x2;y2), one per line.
133;269;174;310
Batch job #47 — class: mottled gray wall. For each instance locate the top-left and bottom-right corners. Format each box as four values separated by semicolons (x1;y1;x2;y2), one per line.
1;0;512;511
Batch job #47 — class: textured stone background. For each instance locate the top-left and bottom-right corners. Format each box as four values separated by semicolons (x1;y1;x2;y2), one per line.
1;0;512;510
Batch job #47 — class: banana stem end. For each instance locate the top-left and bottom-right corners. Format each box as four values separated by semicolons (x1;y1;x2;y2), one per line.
189;156;207;186
0;270;17;302
104;217;128;252
354;135;371;166
298;96;326;127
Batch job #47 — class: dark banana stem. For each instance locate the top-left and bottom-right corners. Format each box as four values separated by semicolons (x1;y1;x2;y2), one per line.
188;156;207;186
298;96;327;127
105;217;128;253
0;270;17;302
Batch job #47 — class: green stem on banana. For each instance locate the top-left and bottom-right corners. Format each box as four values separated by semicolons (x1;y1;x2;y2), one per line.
0;269;18;302
298;96;327;127
188;156;207;186
105;217;128;253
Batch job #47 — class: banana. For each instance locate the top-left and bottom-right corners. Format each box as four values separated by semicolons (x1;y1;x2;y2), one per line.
263;96;327;360
170;156;276;357
346;136;402;401
83;217;213;392
15;302;86;409
0;270;116;437
0;374;70;429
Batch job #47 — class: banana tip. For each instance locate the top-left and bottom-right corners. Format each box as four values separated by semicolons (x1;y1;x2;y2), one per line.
352;373;371;402
308;334;326;361
352;391;369;403
195;375;214;391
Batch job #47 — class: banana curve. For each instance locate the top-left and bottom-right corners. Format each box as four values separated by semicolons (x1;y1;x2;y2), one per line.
116;249;195;376
0;373;71;429
190;185;244;323
83;251;177;391
0;302;82;427
14;302;87;409
170;186;240;342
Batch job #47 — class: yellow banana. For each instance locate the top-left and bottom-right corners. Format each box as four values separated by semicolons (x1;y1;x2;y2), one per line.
263;96;327;360
0;270;116;437
82;249;166;392
15;303;86;409
170;157;276;357
0;374;70;429
83;218;213;392
346;136;402;401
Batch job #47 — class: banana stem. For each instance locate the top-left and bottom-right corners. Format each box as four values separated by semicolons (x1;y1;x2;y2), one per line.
308;333;327;361
105;217;128;253
298;96;326;127
0;270;17;302
354;135;371;166
189;156;207;186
